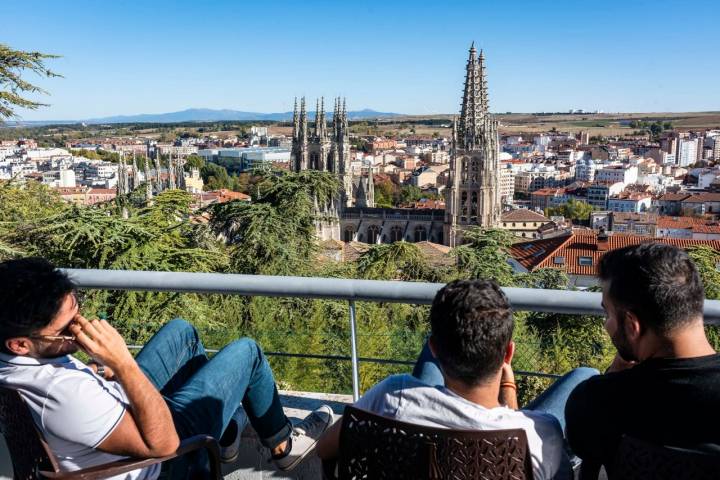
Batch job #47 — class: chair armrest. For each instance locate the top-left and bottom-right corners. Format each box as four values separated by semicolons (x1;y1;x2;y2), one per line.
39;434;221;480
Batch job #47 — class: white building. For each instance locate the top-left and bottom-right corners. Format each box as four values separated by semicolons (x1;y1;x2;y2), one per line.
595;165;638;186
499;164;516;205
575;158;597;182
608;194;652;213
677;138;699;167
59;169;76;188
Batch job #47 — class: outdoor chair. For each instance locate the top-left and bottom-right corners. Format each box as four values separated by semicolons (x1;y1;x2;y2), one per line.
324;405;534;480
0;386;221;480
607;435;720;480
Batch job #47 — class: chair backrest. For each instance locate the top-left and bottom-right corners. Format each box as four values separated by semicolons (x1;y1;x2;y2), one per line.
0;386;59;480
337;405;534;480
611;435;720;480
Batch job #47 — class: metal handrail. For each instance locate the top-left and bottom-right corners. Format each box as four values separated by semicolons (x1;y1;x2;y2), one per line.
65;268;720;400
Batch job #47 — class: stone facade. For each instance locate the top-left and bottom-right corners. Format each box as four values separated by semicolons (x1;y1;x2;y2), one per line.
340;208;445;244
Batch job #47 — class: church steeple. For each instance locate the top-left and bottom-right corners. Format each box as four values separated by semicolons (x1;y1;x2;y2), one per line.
292;97;299;140
444;44;500;247
458;42;483;149
315;97;327;139
299;97;308;144
479;49;489;116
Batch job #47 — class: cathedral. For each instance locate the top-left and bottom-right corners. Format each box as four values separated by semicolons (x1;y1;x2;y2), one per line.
291;43;500;246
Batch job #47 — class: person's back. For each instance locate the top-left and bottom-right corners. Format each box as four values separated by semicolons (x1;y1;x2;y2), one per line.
356;373;566;479
320;279;572;480
565;243;720;468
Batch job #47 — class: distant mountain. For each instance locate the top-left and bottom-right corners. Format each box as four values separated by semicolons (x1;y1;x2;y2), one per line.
66;108;401;124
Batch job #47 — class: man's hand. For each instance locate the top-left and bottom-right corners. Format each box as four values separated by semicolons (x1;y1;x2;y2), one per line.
499;362;519;410
70;315;135;374
605;353;637;374
501;362;515;384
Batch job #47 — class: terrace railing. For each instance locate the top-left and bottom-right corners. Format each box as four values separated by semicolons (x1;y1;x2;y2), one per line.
64;269;720;401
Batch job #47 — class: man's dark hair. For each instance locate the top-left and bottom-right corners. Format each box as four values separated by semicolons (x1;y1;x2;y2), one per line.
0;258;75;352
430;279;513;386
598;243;705;334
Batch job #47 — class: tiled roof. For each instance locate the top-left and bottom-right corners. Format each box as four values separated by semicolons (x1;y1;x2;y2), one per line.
657;216;716;228
657;193;691;202
531;188;566;197
681;193;720;203
414;241;454;268
501;209;549;223
509;232;720;276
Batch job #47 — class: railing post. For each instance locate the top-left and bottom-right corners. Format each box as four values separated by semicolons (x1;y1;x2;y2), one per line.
348;300;360;402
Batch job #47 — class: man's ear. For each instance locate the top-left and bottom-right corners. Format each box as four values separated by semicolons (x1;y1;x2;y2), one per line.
504;340;515;364
624;310;643;342
5;337;32;356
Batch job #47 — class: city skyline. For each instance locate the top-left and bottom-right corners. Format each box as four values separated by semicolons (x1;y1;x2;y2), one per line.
3;0;719;121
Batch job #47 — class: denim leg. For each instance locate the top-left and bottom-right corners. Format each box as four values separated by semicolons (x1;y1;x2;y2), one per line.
411;340;445;387
135;318;208;395
165;337;292;449
524;367;599;432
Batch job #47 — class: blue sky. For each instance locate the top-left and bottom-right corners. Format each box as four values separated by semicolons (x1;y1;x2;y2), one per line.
3;0;718;120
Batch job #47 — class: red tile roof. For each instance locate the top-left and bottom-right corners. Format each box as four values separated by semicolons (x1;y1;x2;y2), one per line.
658;193;691;202
657;216;715;228
501;209;550;223
509;232;720;276
682;193;720;203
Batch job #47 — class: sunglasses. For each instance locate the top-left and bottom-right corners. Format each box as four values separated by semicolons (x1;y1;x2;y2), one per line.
28;334;76;342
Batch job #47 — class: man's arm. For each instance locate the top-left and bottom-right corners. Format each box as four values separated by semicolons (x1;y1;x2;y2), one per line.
499;363;518;410
70;315;180;458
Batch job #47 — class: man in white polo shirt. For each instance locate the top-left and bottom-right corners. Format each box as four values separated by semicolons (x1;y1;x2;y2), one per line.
318;279;598;480
0;258;332;478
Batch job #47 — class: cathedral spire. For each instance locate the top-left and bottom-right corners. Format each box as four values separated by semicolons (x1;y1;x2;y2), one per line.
292;97;299;140
332;97;339;140
479;49;489;116
299;97;308;144
314;97;327;139
319;97;326;139
459;42;483;150
341;98;348;135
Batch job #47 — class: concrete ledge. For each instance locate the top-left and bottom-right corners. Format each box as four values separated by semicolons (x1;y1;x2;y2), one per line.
221;391;353;479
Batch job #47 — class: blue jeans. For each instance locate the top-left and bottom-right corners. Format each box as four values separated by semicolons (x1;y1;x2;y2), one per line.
412;341;598;431
134;319;292;474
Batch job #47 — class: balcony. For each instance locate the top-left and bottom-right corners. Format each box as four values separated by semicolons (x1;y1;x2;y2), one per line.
4;269;720;479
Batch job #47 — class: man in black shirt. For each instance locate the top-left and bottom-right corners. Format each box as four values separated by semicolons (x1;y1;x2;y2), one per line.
565;243;720;470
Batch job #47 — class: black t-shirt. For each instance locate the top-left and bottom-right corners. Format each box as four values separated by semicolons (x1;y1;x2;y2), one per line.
565;354;720;466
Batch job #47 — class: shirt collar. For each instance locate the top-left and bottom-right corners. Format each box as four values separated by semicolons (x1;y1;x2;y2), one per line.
0;351;75;366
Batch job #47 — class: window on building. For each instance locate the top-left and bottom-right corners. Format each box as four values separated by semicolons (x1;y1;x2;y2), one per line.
367;225;381;244
554;256;565;264
390;226;403;242
578;256;593;266
343;226;355;243
414;225;428;242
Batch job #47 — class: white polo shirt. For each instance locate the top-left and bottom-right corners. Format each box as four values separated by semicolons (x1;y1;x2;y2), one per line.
0;352;159;480
355;374;570;480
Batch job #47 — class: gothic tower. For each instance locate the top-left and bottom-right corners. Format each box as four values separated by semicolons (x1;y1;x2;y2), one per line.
308;98;331;170
292;97;309;171
444;44;501;247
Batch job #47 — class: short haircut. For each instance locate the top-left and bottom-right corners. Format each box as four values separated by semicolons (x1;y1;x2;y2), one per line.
598;243;705;334
430;279;513;385
0;258;76;353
